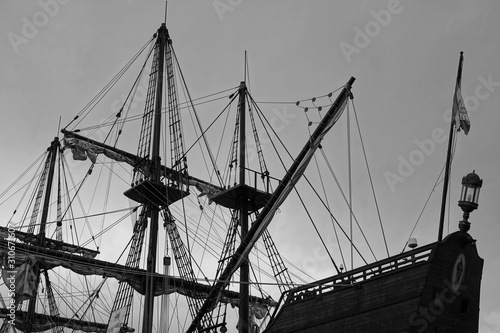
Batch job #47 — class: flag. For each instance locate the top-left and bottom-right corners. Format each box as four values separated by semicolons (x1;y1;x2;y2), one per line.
452;52;471;135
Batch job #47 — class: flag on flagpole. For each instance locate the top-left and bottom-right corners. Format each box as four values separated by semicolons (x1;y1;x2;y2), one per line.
452;52;471;135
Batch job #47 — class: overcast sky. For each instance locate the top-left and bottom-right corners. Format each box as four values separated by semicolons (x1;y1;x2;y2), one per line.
1;0;500;331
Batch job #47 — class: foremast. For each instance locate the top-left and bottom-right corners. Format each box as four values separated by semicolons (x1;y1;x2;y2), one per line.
24;137;61;333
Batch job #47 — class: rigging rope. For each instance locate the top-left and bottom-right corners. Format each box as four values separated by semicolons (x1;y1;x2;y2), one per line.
311;152;347;271
400;129;457;252
351;100;390;257
72;90;234;135
182;90;239;163
256;91;371;275
250;90;360;269
218;101;236;187
304;105;347;270
318;149;375;263
255;87;343;107
112;41;156;147
0;151;46;204
172;46;225;186
347;98;353;270
64;36;156;131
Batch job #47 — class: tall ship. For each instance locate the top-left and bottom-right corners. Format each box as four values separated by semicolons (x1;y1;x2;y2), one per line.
0;17;483;333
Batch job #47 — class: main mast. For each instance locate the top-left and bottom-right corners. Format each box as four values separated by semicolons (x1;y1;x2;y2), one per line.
142;23;167;333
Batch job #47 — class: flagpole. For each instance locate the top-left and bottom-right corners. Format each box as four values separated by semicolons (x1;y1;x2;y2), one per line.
438;51;464;242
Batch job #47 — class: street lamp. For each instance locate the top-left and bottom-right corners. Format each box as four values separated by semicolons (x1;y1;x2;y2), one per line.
458;170;483;232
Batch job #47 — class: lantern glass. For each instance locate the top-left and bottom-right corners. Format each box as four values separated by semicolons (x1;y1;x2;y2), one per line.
461;185;479;204
460;186;466;201
473;187;480;204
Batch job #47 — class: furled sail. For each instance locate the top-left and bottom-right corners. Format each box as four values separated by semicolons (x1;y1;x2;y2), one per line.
0;226;99;258
64;137;132;165
62;130;222;197
0;238;276;308
1;257;36;303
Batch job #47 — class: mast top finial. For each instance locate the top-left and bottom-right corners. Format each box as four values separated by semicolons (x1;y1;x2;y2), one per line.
164;0;168;25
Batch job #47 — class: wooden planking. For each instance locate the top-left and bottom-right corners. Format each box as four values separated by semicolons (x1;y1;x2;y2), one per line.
264;231;484;333
266;264;430;332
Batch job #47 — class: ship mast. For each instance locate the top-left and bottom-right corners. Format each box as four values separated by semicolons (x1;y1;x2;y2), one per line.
24;137;60;333
237;81;250;333
142;23;167;333
438;52;465;242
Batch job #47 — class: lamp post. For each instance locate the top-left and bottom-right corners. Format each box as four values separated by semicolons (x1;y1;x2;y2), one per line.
458;170;483;232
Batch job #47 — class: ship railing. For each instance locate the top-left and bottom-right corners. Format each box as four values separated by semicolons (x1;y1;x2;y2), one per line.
241;166;280;194
271;242;436;314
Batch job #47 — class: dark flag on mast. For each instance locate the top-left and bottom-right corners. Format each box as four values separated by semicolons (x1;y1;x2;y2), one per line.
452;52;471;134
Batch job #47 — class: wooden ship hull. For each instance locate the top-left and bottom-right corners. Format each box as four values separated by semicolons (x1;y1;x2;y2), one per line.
264;230;483;333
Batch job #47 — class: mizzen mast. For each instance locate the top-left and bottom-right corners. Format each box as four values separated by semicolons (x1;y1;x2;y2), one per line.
237;81;250;333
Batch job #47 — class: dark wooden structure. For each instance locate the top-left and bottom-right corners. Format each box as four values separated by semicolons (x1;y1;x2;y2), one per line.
264;230;483;333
